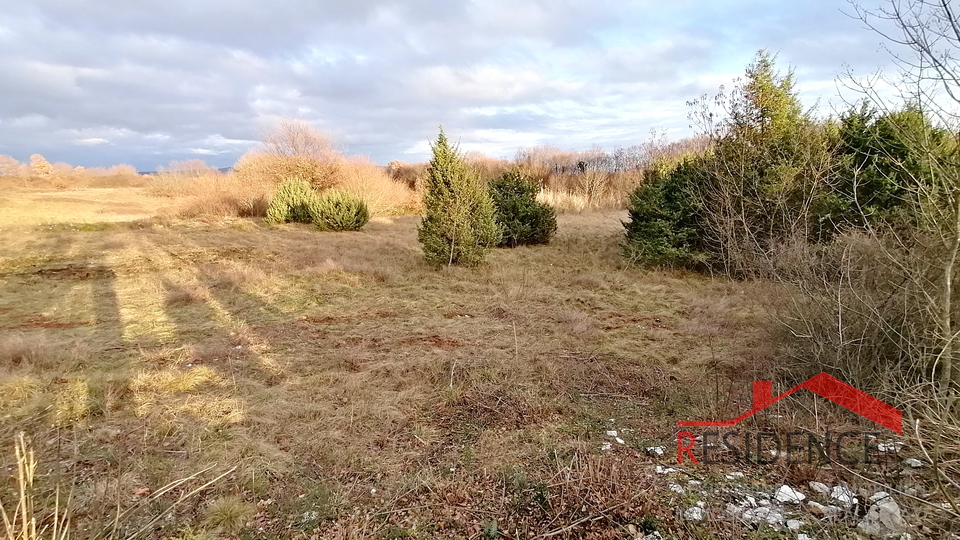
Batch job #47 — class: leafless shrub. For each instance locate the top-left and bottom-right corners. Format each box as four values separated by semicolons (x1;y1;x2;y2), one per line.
0;156;27;176
463;150;512;182
29;154;56;179
158;159;219;179
233;119;343;190
386;160;425;190
233;152;340;191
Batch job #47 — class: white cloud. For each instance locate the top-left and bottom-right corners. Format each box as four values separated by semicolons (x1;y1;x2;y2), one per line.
417;65;550;103
201;134;257;148
73;137;109;146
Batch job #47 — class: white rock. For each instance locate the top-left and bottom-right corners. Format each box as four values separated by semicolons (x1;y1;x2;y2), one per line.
797;534;812;540
655;465;678;474
646;446;666;456
831;485;858;507
807;501;842;519
725;502;743;519
616;437;626;444
744;495;757;508
726;472;745;480
669;483;685;494
742;506;785;526
787;519;802;531
869;491;892;503
775;485;806;504
877;442;905;453
601;442;612;451
688;480;702;487
683;506;706;521
809;481;830;496
903;458;925;468
857;497;909;538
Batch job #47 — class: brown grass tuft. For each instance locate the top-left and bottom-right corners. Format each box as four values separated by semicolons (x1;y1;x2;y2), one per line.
164;283;211;306
0;334;54;369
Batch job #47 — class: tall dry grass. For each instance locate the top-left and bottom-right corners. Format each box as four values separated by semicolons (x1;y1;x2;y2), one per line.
0;432;238;540
534;170;643;213
0;433;69;540
336;157;420;216
150;172;271;219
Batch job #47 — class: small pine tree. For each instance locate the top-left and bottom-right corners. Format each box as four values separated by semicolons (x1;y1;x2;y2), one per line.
310;189;369;231
490;169;556;247
417;129;500;266
265;178;318;224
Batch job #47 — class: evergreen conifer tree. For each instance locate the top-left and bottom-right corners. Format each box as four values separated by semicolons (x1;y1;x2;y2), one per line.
417;129;500;266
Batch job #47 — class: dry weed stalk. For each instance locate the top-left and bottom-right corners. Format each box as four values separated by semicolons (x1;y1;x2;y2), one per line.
0;433;69;540
0;432;237;540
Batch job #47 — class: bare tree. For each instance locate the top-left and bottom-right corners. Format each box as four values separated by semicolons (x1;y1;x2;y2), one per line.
261;119;340;162
852;0;960;116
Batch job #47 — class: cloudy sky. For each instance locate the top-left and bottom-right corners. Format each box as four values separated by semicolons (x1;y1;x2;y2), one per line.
0;0;903;170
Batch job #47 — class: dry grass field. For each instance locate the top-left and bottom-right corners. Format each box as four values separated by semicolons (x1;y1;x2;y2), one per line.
0;187;161;228
0;182;861;539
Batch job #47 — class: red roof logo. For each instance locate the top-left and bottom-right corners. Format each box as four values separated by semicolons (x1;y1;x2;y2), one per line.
677;372;902;434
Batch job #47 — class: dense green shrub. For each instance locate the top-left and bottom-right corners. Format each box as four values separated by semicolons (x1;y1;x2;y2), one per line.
310;189;369;231
621;158;705;266
265;178;318;224
815;102;951;238
417;129;501;266
490;170;556;247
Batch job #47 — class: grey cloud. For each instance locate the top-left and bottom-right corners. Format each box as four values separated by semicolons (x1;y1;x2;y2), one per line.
0;0;906;169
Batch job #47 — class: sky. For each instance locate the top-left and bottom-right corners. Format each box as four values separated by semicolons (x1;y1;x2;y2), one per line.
0;0;905;171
